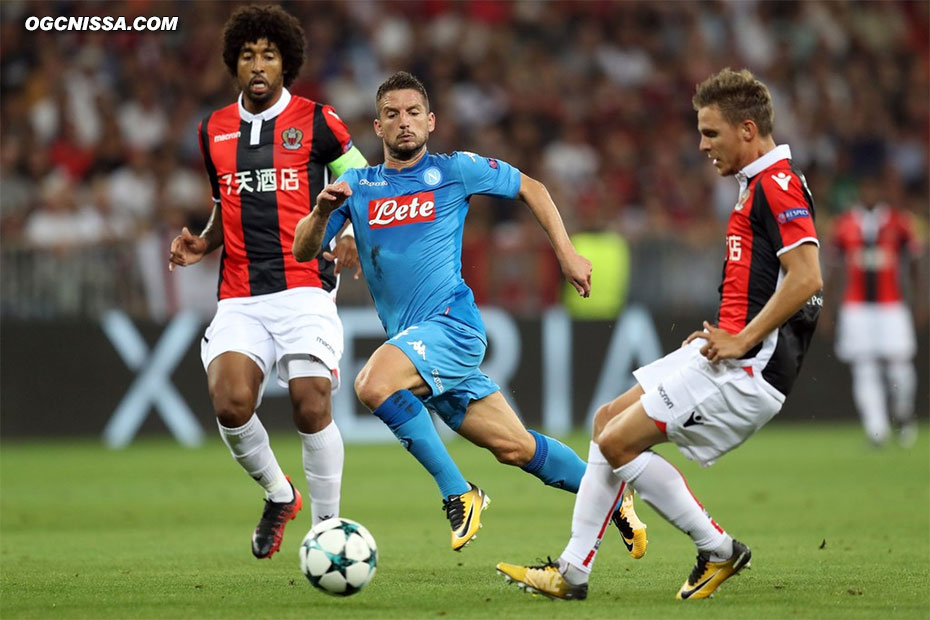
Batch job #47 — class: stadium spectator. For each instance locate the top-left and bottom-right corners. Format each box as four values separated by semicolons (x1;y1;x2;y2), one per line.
23;172;108;250
117;81;169;152
498;67;824;601
0;0;926;320
167;5;368;561
828;175;924;447
0;134;35;240
106;149;157;235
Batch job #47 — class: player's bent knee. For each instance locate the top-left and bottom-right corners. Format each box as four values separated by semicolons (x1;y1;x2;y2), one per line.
293;392;330;424
354;374;393;411
597;437;637;469
212;387;257;428
592;404;614;438
293;406;332;434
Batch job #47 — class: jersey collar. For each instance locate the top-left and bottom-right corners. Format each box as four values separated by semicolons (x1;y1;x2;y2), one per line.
238;87;291;122
736;144;791;191
382;150;431;174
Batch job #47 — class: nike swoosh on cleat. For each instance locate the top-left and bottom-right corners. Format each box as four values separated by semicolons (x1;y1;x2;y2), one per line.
458;503;475;537
679;570;720;599
621;536;634;552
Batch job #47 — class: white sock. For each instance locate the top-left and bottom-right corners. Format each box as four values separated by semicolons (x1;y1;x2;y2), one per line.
300;421;344;524
558;557;591;586
886;359;917;423
851;360;889;443
559;442;627;581
218;414;292;503
615;451;731;560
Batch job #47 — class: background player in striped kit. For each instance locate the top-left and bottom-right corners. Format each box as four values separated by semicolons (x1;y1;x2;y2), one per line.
292;71;646;555
828;174;924;447
498;68;824;600
168;5;367;560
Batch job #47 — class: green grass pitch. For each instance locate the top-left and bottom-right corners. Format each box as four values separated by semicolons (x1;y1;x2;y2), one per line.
2;423;928;619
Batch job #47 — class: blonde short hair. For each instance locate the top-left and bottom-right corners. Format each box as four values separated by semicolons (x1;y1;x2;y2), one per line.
693;68;774;136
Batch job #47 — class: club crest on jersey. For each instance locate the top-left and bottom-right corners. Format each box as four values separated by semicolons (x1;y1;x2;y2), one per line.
369;192;436;228
423;167;442;186
281;127;303;150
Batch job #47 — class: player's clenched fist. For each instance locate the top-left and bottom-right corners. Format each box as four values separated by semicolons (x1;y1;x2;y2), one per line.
315;181;353;215
562;251;593;298
168;226;207;271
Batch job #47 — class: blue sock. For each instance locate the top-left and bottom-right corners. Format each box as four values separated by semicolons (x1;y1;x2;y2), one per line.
521;429;586;493
372;390;469;499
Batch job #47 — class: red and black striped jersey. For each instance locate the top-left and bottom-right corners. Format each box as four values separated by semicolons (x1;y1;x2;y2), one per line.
718;144;822;396
197;88;354;300
830;205;920;304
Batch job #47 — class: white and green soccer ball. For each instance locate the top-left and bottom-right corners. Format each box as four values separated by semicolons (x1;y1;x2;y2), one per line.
299;517;377;596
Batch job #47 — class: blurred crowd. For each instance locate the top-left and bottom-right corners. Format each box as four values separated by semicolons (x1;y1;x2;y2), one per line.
1;0;927;319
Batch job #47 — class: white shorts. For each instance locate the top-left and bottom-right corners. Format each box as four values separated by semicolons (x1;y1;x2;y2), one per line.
835;302;916;362
633;340;785;467
200;287;343;399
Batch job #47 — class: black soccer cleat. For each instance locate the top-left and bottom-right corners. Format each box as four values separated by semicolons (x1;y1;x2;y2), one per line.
251;478;302;559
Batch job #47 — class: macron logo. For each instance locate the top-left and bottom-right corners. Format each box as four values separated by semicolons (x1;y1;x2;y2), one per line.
369;192;436;228
214;131;241;143
772;172;792;191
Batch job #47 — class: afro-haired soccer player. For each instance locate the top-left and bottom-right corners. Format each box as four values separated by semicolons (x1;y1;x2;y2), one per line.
291;71;647;555
498;68;823;600
169;5;367;560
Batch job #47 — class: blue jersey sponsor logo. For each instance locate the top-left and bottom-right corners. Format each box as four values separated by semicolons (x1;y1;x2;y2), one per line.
776;207;810;224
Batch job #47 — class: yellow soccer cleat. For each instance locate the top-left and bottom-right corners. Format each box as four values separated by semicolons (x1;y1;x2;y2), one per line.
496;558;588;600
676;539;751;600
442;482;490;551
611;490;648;559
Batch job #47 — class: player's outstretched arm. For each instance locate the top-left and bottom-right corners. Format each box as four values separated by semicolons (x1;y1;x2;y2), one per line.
516;173;592;297
294;181;353;263
168;203;223;271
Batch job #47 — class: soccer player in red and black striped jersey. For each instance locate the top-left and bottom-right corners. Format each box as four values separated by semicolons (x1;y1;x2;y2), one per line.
829;175;923;446
498;68;824;601
168;5;367;560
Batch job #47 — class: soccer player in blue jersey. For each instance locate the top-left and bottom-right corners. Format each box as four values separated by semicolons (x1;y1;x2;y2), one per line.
293;71;646;553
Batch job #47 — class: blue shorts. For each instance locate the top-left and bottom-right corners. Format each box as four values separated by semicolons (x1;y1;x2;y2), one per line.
387;315;499;431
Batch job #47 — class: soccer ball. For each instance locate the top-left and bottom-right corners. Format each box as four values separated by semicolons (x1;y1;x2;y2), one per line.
299;517;377;596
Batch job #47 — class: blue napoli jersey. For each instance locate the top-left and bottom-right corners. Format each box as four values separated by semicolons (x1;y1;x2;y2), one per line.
323;151;522;338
